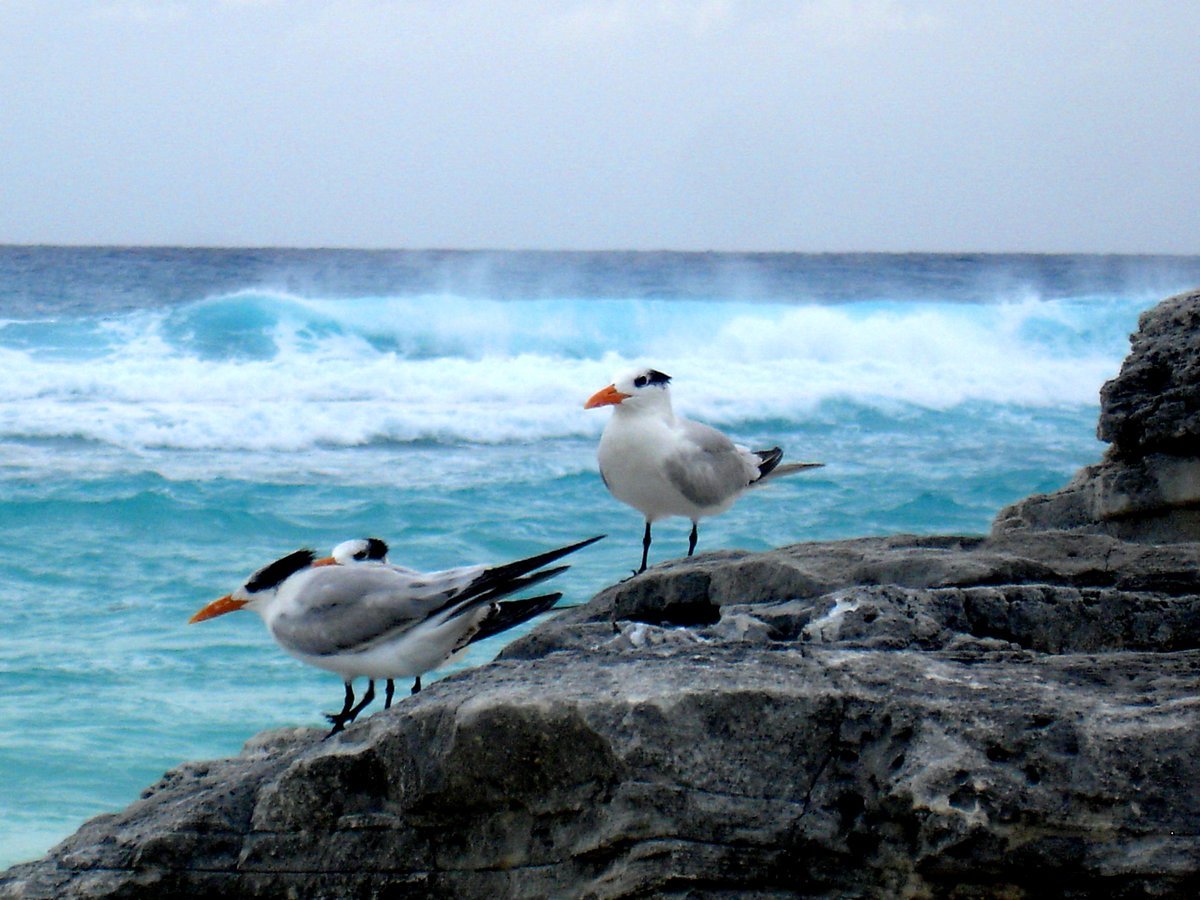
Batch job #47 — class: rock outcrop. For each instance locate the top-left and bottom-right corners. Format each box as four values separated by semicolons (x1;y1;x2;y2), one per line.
3;531;1200;899
994;288;1200;541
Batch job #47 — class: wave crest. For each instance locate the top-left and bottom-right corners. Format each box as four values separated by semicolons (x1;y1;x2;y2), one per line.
0;290;1148;453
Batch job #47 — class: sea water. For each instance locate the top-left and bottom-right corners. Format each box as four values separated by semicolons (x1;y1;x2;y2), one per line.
2;247;1199;867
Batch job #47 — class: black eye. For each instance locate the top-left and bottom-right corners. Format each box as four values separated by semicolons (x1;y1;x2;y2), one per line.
634;375;648;388
353;549;369;561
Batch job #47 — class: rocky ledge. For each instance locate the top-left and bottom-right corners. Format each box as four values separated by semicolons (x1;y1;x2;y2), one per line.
3;290;1199;899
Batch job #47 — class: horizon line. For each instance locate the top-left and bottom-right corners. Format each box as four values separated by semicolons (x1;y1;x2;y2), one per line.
2;242;1199;259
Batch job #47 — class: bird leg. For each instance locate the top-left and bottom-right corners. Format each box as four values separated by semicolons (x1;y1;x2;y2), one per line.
324;679;377;738
411;675;422;695
687;522;698;557
345;679;376;723
324;681;356;736
384;679;395;709
637;521;652;574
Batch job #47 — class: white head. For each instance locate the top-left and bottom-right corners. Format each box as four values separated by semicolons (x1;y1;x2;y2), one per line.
584;367;674;414
189;548;325;623
328;537;390;565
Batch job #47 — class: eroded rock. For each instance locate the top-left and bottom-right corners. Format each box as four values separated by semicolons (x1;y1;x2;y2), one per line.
996;288;1200;541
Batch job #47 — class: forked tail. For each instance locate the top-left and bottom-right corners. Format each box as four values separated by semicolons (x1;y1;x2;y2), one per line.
752;447;823;485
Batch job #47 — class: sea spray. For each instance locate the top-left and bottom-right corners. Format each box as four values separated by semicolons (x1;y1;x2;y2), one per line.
0;289;1151;462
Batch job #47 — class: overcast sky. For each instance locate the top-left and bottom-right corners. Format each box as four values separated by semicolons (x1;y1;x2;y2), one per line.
1;1;1197;253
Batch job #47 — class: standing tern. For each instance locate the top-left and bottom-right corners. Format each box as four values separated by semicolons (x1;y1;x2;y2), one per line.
585;367;822;574
189;534;604;736
326;537;566;704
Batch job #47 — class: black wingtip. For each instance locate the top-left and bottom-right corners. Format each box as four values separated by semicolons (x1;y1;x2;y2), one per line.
484;534;604;591
556;534;606;552
454;565;572;616
468;591;565;644
432;536;607;620
486;534;605;582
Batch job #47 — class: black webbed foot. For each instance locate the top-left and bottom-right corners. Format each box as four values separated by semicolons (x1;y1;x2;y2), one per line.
323;679;376;738
323;681;356;736
344;680;376;723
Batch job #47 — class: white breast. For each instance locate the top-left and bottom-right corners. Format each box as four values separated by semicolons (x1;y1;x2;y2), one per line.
598;413;717;522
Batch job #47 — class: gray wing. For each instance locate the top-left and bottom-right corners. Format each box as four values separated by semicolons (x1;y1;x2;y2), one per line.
271;564;483;657
662;420;754;508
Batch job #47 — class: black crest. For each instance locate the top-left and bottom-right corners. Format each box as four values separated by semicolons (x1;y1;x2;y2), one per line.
245;549;316;593
357;538;389;561
633;369;671;389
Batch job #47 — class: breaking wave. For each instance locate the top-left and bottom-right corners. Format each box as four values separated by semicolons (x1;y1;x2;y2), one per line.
0;288;1151;455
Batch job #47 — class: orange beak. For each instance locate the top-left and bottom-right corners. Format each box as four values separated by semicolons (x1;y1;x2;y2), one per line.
188;594;248;624
312;556;338;566
584;384;631;409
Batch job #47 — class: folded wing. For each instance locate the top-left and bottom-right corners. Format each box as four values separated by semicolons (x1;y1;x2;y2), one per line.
272;535;603;658
664;420;758;507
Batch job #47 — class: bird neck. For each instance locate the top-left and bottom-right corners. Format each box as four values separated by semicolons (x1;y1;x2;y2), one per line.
617;394;674;424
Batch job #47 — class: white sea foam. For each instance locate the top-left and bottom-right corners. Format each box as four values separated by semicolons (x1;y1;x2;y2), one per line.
0;291;1147;454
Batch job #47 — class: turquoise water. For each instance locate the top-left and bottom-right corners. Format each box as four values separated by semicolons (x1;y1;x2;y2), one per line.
2;248;1199;867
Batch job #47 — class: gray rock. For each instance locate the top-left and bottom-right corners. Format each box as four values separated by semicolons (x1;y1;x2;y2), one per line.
1099;289;1200;457
505;531;1200;640
4;531;1200;899
995;289;1200;542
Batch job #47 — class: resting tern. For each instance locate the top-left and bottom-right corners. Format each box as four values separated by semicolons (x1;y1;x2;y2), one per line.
329;536;419;575
189;534;604;736
585;367;822;574
327;537;566;703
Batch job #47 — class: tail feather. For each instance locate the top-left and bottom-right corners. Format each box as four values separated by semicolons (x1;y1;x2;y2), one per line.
763;461;825;479
753;447;784;478
751;448;823;486
468;592;563;644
